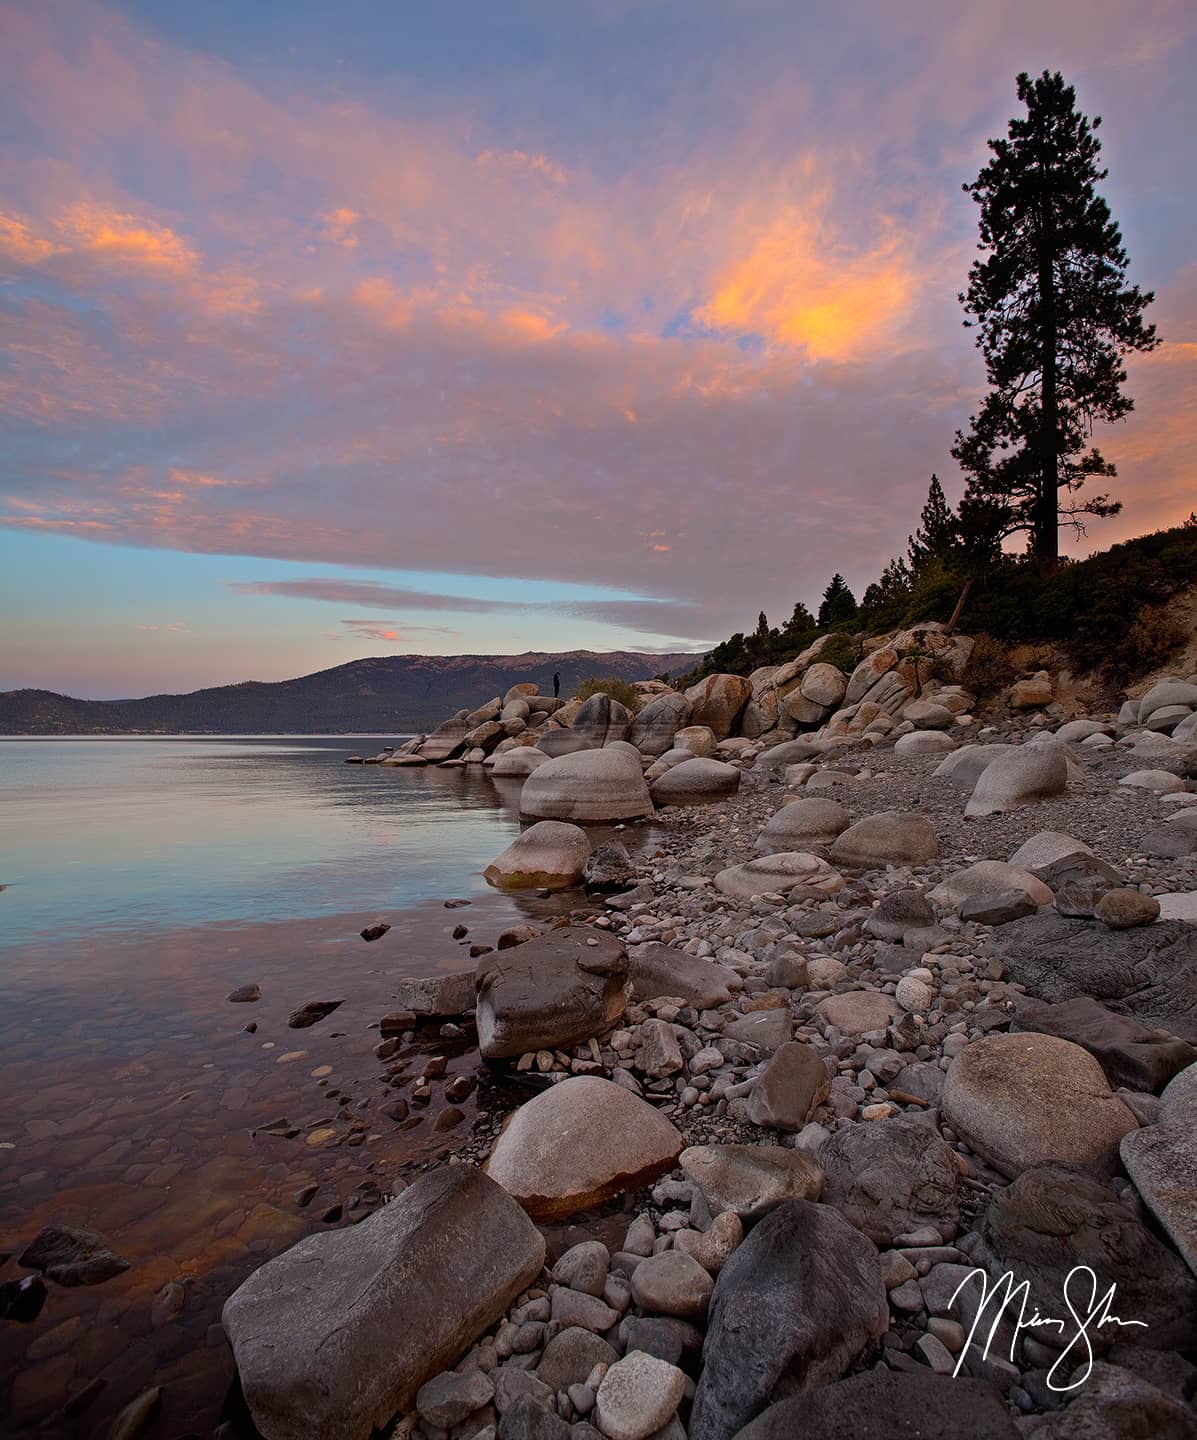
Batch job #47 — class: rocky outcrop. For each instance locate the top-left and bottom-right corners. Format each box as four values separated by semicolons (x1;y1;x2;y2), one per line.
222;1168;545;1440
629;692;691;757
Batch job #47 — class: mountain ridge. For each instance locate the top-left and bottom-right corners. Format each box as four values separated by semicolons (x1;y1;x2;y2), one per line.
0;650;700;735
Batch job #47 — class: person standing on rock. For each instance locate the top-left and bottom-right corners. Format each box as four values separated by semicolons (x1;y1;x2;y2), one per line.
553;672;561;698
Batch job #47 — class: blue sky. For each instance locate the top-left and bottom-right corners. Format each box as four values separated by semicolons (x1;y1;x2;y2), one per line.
2;0;1195;696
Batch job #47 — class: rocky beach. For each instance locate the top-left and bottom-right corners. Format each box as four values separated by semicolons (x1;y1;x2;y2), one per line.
23;624;1195;1439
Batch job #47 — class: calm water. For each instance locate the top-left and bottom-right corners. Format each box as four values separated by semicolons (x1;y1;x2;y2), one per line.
0;737;541;944
0;738;624;1437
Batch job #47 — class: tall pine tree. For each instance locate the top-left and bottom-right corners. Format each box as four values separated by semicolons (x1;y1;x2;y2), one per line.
907;475;959;576
952;71;1158;567
817;574;858;628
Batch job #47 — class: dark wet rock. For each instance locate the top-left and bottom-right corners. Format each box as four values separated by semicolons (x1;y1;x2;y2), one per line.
690;1199;888;1440
106;1387;162;1440
997;914;1197;1043
360;922;391;942
222;1167;544;1440
379;1010;417;1036
287;999;345;1029
19;1224;131;1287
960;890;1039;925
475;929;628;1059
628;944;738;1010
392;971;476;1017
0;1275;47;1322
227;984;261;1003
1025;1361;1197;1439
583;841;638;893
818;1116;960;1245
499;1395;573;1440
731;1370;1018;1440
1010;994;1196;1092
618;1316;703;1366
981;1164;1197;1355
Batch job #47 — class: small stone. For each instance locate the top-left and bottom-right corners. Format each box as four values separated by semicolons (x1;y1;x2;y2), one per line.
629;1250;714;1319
595;1351;686;1440
1095;888;1162;930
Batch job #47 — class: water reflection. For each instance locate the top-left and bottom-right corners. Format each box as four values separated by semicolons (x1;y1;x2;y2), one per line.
0;739;658;1437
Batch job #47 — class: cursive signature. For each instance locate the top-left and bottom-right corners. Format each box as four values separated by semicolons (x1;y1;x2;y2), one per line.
949;1266;1148;1391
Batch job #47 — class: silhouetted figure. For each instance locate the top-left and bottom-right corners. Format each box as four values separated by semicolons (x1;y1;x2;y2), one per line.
553;672;561;698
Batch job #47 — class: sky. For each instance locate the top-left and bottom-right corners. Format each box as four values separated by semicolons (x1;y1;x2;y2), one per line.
1;1;1195;698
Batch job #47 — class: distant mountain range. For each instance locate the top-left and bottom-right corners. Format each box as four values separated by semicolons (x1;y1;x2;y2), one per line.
0;651;700;735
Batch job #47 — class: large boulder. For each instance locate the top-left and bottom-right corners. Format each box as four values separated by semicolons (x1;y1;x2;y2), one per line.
571;693;634;747
688;1200;887;1440
714;853;844;900
982;1162;1197;1352
1010;994;1196;1091
996;913;1197;1043
222;1168;545;1440
941;1032;1139;1178
893;730;956;756
684;675;753;740
799;663;848;708
965;745;1069;816
902;698;954;730
474;929;628;1059
828;811;938;868
928;860;1052;915
484;821;591;891
1138;680;1197;723
1121;1118;1197;1278
390;972;476;1018
520;746;653;824
844;649;898;707
680;1145;823;1222
731;1371;1018;1440
815;991;901;1036
628;692;691;757
484;1077;683;1221
674;724;719;757
932;743;1019;789
628;944;740;1009
756;799;849;854
818;1116;960;1245
490;748;548;777
1009;671;1054;709
650;758;741;805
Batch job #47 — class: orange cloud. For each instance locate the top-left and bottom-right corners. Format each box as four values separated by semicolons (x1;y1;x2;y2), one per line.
322;208;361;248
501;309;568;341
58;203;199;273
695;208;916;361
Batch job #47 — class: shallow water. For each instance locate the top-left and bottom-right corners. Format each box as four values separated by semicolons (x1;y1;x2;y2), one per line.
0;738;627;1436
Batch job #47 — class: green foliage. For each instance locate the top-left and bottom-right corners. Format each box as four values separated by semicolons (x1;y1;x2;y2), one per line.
953;70;1158;565
908;475;958;575
817;574;859;628
572;676;644;712
961;635;1016;697
814;632;860;676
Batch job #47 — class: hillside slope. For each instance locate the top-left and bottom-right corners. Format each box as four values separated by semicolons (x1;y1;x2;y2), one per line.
0;651;697;735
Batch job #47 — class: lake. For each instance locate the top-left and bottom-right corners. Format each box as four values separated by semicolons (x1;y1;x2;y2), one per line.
0;737;629;1437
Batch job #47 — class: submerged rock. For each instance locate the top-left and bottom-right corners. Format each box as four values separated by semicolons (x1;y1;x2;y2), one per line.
484;820;591;890
520;746;653;824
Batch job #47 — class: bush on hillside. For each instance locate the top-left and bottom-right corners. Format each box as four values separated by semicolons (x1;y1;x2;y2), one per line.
815;632;861;676
961;634;1016;698
572;676;643;713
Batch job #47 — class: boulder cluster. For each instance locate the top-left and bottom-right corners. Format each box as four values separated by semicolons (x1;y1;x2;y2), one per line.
230;654;1197;1440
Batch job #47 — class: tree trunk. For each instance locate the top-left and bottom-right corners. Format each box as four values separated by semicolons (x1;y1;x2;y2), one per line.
1035;132;1061;572
945;578;974;635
